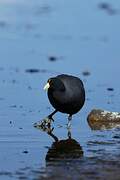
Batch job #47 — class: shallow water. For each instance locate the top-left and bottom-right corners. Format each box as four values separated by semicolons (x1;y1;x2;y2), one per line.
0;0;120;179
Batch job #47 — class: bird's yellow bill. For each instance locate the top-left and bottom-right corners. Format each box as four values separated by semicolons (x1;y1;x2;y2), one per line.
44;82;50;91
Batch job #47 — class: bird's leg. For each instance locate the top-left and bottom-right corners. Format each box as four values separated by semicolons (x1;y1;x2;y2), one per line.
34;110;57;129
38;110;57;128
67;128;71;139
48;109;58;122
48;129;59;142
46;110;57;127
67;114;72;128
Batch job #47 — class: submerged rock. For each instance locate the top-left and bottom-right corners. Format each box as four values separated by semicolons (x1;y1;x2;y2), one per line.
25;69;40;73
82;70;91;76
48;56;57;62
87;109;120;130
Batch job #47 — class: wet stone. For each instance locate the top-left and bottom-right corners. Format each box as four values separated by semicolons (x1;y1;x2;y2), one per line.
25;69;47;74
87;109;120;130
25;69;40;73
48;56;57;62
99;3;111;10
107;87;114;91
113;134;120;139
82;70;91;76
22;150;29;154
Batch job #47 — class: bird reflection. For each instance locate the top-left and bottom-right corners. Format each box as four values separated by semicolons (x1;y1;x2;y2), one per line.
34;117;83;162
46;135;83;162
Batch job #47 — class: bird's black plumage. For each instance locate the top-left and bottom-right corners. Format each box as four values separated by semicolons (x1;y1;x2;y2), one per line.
44;74;85;123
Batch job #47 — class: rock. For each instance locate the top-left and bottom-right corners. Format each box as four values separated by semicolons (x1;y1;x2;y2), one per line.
25;69;40;73
22;150;29;154
87;109;120;130
107;87;114;91
82;70;91;76
48;56;57;62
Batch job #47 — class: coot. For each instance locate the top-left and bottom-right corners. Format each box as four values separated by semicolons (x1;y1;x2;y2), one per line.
44;74;85;126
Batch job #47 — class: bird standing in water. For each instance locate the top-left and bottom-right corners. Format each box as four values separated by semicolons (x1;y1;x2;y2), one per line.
44;74;85;127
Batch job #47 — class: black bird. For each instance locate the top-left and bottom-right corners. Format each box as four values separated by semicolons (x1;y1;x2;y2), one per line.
44;74;85;126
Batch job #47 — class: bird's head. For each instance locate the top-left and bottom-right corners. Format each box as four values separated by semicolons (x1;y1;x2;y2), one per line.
44;78;65;92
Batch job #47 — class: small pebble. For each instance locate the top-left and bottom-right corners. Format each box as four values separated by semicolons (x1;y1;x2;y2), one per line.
82;70;91;76
113;135;120;139
98;2;110;10
25;69;40;73
107;88;114;91
22;150;29;154
49;56;57;62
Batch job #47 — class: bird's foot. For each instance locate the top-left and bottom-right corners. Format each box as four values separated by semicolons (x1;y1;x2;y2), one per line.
47;115;54;122
45;126;54;134
34;116;54;131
